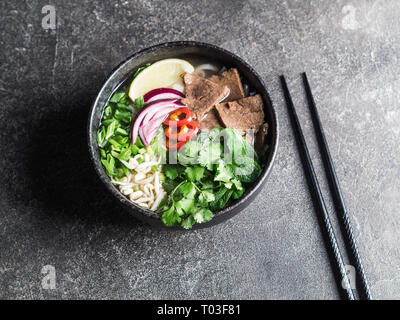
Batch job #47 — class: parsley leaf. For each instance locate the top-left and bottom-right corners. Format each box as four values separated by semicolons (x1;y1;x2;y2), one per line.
182;140;202;157
233;156;262;183
198;190;215;207
162;206;181;226
181;216;195;230
193;208;214;223
162;179;180;194
178;182;197;199
184;166;205;182
163;164;181;180
161;126;263;229
175;198;195;216
198;142;222;169
214;160;233;184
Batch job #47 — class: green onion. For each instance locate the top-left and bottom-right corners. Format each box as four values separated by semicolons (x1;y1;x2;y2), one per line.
135;96;145;110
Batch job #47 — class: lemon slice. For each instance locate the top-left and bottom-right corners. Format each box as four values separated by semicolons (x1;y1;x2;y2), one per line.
129;58;194;101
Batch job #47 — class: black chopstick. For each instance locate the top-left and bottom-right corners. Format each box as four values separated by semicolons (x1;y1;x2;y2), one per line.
280;75;355;300
302;72;372;300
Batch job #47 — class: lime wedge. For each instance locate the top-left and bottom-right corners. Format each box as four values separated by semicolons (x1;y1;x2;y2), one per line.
128;58;194;101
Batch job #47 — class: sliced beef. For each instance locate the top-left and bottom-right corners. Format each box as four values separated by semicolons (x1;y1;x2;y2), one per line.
255;122;269;151
199;108;223;130
181;72;229;120
208;68;245;102
215;94;265;132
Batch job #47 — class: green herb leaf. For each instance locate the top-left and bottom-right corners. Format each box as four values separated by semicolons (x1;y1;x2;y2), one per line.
198;190;215;207
114;109;132;123
162;179;180;194
134;136;144;148
183;141;202;157
104;106;113;118
198;142;222;169
105;119;119;141
116;103;132;112
232;187;245;199
135;96;145;110
178;181;197;199
97;126;106;146
162;206;181;226
175;198;195;216
163;164;180;180
184;166;205;182
193;207;213;223
181;215;195;229
233;156;262;183
117;147;132;161
101;155;116;177
110;92;126;103
209;187;233;211
116;127;128;136
159;125;263;229
214;160;233;184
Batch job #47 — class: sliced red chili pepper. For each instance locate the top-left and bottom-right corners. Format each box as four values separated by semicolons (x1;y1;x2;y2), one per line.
166;139;186;150
183;121;199;141
163;107;193;127
165;120;199;142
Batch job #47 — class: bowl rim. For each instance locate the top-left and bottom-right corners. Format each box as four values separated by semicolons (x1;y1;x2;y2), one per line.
88;41;279;226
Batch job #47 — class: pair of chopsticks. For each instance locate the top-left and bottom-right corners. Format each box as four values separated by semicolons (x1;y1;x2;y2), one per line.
280;73;372;300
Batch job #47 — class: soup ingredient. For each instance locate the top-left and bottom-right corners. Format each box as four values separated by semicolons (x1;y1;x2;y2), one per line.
181;72;230;120
97;91;168;208
215;94;265;132
197;68;244;131
198;109;223;130
165;139;186;151
128;58;194;101
163;107;199;150
134;96;145;110
165;121;199;142
208;68;245;101
131;99;184;147
194;63;219;77
143;88;184;103
163;107;193;127
159;127;262;229
255;122;269;151
112;152;165;210
97;91;136;179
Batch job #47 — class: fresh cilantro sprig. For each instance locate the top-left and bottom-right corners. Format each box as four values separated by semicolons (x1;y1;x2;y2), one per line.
160;127;263;229
160;177;215;229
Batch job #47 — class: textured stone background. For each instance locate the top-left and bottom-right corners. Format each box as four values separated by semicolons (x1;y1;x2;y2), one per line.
1;0;399;299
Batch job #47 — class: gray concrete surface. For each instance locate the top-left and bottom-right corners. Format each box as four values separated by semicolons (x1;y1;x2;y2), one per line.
1;0;399;299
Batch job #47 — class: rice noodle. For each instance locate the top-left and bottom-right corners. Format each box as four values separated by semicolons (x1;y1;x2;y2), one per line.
119;159;136;170
195;63;219;78
151;191;166;211
112;150;166;211
196;64;219;72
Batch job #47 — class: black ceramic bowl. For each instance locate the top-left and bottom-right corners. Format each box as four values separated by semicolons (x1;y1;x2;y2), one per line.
88;41;279;229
